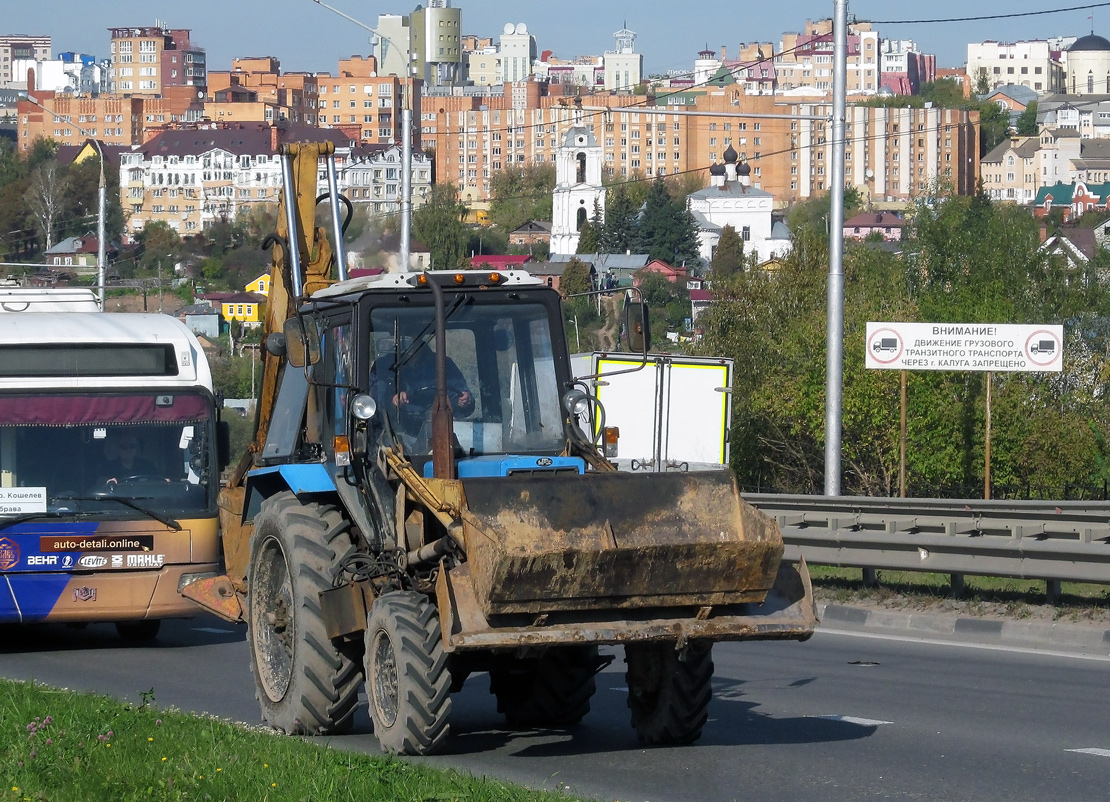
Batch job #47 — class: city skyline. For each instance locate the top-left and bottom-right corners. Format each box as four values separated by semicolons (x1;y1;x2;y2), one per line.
3;1;1108;81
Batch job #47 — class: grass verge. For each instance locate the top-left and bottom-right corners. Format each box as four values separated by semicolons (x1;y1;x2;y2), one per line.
809;564;1110;623
0;679;582;802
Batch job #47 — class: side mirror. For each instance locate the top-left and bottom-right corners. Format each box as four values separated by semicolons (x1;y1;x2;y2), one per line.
216;420;231;470
623;301;651;354
284;316;321;368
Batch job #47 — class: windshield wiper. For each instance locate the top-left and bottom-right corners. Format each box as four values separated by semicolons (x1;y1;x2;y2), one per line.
54;495;182;531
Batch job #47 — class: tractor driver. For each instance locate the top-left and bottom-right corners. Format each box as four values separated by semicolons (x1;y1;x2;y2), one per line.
369;319;474;448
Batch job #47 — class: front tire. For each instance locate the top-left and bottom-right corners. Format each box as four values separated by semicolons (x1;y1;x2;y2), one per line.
625;642;714;745
364;591;451;755
490;645;599;727
247;492;362;735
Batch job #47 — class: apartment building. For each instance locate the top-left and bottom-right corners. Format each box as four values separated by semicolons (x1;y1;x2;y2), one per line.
315;56;420;146
879;40;936;96
980;135;1040;203
10;52;106;94
422;78;979;206
108;26;206;96
207;57;319;125
119;123;431;235
17;85;205;152
966;40;1066;94
0;34;51;88
604;28;642;92
778;19;880;94
694;20;878;99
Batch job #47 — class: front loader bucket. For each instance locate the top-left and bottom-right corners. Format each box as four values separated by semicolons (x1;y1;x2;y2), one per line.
459;470;782;616
435;556;817;652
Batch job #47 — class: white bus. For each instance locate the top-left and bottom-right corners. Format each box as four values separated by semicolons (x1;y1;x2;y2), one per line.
0;306;227;639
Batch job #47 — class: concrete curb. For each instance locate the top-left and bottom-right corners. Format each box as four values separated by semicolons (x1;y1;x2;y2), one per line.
817;603;1110;653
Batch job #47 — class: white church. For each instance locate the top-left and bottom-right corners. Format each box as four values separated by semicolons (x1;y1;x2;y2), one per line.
686;145;792;265
549;123;605;257
549;130;790;266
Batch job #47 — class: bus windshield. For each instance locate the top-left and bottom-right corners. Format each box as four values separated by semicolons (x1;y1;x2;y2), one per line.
0;391;218;516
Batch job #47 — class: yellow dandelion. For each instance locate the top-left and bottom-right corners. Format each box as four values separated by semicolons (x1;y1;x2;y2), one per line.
217;768;222;772
106;743;111;748
148;737;154;742
12;788;18;793
161;757;167;761
264;763;269;768
271;783;277;788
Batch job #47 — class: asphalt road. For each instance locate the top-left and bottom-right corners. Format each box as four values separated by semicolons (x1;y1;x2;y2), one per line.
2;617;1109;802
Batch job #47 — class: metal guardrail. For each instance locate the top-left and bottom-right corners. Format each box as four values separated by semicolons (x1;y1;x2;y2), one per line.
744;494;1110;586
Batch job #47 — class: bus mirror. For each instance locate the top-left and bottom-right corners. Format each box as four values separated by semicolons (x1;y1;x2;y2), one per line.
284;316;321;368
217;421;231;470
624;302;651;353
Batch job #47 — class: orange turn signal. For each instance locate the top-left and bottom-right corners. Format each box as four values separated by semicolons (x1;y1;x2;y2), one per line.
334;435;351;466
417;274;428;285
454;273;466;284
488;272;502;283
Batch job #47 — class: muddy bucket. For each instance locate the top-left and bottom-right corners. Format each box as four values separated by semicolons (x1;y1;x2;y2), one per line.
459;470;783;616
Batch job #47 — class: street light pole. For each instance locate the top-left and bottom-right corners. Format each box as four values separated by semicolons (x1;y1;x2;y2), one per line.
311;0;413;271
20;91;108;310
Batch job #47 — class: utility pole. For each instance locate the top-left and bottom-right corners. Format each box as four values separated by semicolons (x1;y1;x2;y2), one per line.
311;0;413;272
824;0;848;496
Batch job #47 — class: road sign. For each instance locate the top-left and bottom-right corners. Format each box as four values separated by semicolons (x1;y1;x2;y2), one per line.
865;322;1063;372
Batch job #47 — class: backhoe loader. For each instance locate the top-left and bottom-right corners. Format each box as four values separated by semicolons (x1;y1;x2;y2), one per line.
182;141;816;755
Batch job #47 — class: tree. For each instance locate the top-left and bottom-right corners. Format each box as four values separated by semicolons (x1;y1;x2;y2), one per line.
1016;101;1039;136
787;187;863;241
635;177;700;266
975;68;992;96
577;200;603;254
919;78;967;108
412;182;468;270
488;163;555;232
599;184;637;254
710;225;744;278
136;220;183;274
25;160;68;250
977;102;1012;156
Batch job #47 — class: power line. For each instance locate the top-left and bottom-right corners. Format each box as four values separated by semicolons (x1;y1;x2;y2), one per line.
871;2;1110;25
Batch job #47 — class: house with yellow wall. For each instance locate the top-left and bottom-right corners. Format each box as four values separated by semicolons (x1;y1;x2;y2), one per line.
219;291;266;325
245;272;271;295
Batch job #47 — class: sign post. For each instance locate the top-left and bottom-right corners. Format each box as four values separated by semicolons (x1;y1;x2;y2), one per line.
866;322;1064;498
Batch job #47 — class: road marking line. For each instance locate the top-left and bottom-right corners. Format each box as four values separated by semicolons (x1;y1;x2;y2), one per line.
193;627;233;634
1066;748;1110;758
816;627;1110;663
806;715;892;726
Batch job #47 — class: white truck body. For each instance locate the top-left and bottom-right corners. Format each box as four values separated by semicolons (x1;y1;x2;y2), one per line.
572;351;733;471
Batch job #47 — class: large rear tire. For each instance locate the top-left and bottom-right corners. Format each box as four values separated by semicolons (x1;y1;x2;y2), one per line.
364;591;452;755
625;642;713;745
247;492;362;735
490;645;599;727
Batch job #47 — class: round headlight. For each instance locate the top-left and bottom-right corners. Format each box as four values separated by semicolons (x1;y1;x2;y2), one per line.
562;388;590;417
351;393;378;421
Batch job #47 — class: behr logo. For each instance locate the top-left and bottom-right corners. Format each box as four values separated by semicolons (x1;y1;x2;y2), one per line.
27;555;59;566
79;555;108;569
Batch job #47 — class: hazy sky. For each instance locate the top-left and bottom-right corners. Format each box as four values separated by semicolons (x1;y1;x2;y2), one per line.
5;1;1108;76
